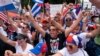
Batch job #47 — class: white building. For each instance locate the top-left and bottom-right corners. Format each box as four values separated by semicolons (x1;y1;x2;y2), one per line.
81;0;92;9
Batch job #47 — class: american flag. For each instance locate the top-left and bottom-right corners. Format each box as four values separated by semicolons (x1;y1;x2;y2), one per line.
0;12;9;24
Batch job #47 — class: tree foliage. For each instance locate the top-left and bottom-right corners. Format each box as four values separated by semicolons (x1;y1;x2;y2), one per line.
21;0;78;9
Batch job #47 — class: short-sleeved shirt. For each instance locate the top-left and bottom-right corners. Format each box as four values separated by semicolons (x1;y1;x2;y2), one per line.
0;27;7;36
15;43;34;54
44;32;66;55
58;47;89;56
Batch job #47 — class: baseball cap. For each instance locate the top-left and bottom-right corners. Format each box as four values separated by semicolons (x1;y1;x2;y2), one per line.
41;19;49;23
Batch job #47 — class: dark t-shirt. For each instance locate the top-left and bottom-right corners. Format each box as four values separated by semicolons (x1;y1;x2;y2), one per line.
44;32;66;55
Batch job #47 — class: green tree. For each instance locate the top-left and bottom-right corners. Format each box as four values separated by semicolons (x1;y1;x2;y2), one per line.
21;0;34;9
49;0;63;4
21;0;29;9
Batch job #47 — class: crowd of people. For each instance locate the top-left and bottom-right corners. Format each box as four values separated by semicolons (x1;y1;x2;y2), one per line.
0;1;100;56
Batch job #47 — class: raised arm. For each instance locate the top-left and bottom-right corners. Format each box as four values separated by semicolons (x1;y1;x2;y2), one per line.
51;19;65;32
82;16;88;32
5;50;36;56
0;33;16;47
28;16;46;37
26;5;46;37
86;24;100;37
7;15;19;31
65;11;83;37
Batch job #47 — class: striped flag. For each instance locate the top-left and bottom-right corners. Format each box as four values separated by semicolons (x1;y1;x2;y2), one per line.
0;12;10;24
31;3;42;17
0;0;15;11
31;0;44;17
33;0;44;3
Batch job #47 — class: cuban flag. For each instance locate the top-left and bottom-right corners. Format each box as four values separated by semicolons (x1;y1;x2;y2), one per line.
0;0;15;11
33;0;43;3
31;0;44;17
31;3;42;17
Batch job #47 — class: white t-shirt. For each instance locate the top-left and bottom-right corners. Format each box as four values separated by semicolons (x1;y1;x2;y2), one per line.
15;42;34;54
58;47;89;56
0;26;7;36
17;28;22;34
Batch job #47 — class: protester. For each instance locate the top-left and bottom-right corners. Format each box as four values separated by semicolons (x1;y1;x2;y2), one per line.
0;1;100;56
0;33;33;54
53;35;89;56
4;39;45;56
55;22;100;56
24;9;89;56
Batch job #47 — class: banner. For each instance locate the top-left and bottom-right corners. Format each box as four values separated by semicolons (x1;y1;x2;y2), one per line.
50;4;62;16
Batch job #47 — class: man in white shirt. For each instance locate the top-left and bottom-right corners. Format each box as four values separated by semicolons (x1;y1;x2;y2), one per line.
0;33;34;54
